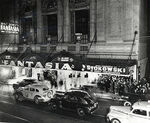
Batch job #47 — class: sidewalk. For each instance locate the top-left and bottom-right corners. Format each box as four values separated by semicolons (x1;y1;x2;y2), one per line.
0;111;31;123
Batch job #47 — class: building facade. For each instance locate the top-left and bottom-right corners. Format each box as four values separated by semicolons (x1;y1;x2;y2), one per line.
0;0;149;81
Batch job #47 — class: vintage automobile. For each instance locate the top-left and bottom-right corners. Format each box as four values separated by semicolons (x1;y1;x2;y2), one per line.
80;84;130;106
106;100;150;123
13;79;37;90
48;90;98;117
81;84;120;99
13;83;53;104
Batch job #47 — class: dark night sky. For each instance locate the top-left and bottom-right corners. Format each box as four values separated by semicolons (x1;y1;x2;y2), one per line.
0;0;16;22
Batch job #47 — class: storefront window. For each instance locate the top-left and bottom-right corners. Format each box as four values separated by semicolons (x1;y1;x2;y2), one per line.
42;0;57;12
69;0;89;8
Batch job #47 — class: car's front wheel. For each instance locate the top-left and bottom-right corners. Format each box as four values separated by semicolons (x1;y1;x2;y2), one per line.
49;102;58;112
111;118;121;123
77;108;86;117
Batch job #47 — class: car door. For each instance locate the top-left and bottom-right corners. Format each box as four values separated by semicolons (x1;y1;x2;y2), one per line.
129;109;149;123
29;87;35;100
68;96;78;110
61;94;71;109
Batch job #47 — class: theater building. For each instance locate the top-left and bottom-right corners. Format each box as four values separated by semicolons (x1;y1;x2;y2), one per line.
0;0;149;83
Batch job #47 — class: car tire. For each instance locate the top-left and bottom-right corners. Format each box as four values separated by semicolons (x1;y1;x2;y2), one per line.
49;102;58;112
77;108;86;117
111;118;121;123
14;93;23;102
124;101;131;106
34;96;40;105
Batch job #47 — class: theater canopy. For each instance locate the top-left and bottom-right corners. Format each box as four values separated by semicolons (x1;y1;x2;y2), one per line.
45;51;136;75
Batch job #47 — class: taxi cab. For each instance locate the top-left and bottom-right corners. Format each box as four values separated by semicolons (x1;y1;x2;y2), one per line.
106;100;150;123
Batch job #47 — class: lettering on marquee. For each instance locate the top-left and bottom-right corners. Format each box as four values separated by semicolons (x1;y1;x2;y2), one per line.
1;60;127;74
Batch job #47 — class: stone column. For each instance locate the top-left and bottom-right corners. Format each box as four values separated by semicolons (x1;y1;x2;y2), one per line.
63;0;71;42
90;0;96;42
36;0;43;44
57;0;63;42
14;0;19;44
42;15;48;43
96;0;105;41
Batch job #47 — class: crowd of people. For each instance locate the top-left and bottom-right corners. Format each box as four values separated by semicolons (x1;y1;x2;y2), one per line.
96;74;150;96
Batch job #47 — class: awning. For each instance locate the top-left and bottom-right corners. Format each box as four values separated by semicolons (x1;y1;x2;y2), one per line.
45;50;137;75
82;58;137;67
46;50;137;67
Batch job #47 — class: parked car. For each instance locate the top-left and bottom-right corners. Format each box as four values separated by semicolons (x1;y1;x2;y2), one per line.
13;83;53;104
106;100;150;123
13;79;37;90
80;85;130;105
81;84;118;99
48;90;98;117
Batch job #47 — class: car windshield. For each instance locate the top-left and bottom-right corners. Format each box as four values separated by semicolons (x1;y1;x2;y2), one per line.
81;93;95;104
77;92;91;98
79;96;95;105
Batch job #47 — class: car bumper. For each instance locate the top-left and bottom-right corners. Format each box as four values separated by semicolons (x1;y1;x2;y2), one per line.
38;97;51;103
87;102;99;114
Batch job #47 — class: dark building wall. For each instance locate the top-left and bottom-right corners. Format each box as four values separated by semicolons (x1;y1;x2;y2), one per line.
0;0;19;45
147;0;150;79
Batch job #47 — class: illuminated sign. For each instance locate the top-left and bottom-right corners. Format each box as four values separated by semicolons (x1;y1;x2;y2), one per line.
0;22;19;34
57;57;74;62
1;59;129;74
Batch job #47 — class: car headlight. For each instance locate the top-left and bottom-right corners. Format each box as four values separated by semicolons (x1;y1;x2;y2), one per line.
87;107;92;111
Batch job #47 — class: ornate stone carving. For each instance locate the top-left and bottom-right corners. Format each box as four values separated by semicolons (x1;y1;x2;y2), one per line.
42;0;57;12
69;0;89;9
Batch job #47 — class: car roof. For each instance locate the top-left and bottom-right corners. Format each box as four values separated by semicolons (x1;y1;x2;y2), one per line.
26;84;48;89
67;90;90;97
133;101;150;111
83;84;97;87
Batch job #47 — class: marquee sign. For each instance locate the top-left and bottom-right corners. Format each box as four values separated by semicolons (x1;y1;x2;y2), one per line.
1;59;130;75
0;22;19;34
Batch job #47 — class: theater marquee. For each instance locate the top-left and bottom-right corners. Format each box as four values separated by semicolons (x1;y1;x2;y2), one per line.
1;59;129;75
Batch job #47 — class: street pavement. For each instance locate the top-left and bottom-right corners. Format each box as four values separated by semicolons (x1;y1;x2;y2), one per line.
0;94;122;123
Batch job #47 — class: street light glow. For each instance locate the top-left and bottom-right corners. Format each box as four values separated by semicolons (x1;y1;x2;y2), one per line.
1;67;10;76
